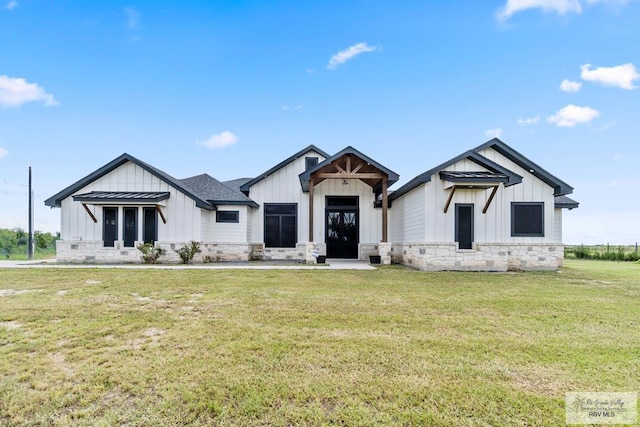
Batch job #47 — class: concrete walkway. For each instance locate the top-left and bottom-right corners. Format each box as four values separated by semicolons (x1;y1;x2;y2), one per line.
0;258;377;270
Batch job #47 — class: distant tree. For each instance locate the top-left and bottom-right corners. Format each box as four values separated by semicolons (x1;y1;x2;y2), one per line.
35;231;57;250
0;229;17;257
14;227;27;246
0;228;59;257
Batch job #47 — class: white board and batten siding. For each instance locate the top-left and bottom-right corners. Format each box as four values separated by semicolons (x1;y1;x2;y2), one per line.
247;149;384;245
477;147;558;243
388;184;425;243
553;208;562;242
247;150;325;244
392;148;561;244
207;206;249;243
60;161;202;242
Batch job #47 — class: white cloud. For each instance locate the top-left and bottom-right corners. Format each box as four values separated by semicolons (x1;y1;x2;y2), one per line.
485;128;503;138
0;75;58;107
0;147;8;159
517;115;540;125
198;131;238;149
124;7;140;30
497;0;582;20
496;0;634;20
580;63;639;89
6;0;17;10
282;105;303;111
327;43;377;70
547;104;599;127
560;79;582;92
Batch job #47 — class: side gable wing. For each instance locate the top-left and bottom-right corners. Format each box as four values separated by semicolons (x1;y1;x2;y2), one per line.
390;149;522;201
44;153;215;210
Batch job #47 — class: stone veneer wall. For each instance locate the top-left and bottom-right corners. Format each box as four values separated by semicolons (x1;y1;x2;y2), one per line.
358;243;379;261
56;241;143;263
57;240;263;264
391;242;564;271
57;239;562;270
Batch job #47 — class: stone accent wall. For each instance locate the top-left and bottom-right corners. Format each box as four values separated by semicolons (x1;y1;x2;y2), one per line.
262;243;306;263
358;243;379;261
57;240;264;264
506;243;564;270
196;243;262;263
56;240;146;263
56;239;563;270
391;242;564;271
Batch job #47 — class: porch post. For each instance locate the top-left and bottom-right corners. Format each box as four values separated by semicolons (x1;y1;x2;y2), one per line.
308;176;314;242
382;174;388;243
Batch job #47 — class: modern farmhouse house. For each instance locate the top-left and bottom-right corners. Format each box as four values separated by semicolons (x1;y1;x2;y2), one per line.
45;138;578;270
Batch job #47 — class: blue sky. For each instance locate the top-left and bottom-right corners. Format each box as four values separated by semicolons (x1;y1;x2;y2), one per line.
1;0;639;244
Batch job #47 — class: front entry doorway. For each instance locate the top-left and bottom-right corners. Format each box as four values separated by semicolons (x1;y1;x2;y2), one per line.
326;196;359;259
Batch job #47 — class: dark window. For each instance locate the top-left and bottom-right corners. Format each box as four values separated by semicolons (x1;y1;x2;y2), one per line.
326;196;358;208
264;203;297;248
216;210;239;223
123;207;138;247
305;157;319;170
103;207;118;247
143;207;158;244
511;202;544;237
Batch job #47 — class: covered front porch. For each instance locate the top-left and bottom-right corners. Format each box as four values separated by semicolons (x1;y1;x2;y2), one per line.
298;146;399;263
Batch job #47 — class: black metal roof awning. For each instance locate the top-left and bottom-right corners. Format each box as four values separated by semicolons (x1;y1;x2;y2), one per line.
72;191;170;203
439;171;510;186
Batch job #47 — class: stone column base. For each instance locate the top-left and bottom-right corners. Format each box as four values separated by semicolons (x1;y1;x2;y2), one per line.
378;242;392;265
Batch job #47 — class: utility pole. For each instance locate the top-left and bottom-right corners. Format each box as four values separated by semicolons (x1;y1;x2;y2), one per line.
28;166;34;259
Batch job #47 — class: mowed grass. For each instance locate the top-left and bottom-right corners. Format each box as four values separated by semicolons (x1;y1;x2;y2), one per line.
1;260;638;426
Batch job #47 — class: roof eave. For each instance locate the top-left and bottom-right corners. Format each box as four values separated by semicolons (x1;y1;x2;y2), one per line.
44;153;215;210
475;138;573;196
298;145;399;193
240;145;330;192
209;200;260;209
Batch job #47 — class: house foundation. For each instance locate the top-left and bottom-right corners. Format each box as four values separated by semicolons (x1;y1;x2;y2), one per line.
391;242;564;271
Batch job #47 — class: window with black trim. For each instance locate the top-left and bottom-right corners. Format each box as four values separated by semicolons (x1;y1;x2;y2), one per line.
511;202;544;237
265;203;297;248
305;157;319;170
216;210;239;223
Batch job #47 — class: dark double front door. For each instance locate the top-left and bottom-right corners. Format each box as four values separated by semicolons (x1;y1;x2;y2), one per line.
326;197;359;259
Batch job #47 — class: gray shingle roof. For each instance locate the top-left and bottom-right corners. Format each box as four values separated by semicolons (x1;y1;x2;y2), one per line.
222;177;253;192
180;174;258;208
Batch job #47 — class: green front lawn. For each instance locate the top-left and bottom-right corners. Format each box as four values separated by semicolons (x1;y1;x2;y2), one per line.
1;260;638;426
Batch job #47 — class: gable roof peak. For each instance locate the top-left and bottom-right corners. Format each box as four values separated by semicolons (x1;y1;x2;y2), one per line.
472;138;574;196
239;144;331;193
44;152;217;210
